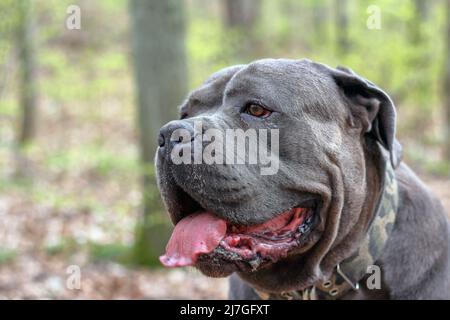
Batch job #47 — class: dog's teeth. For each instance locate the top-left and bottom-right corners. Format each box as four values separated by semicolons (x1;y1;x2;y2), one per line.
228;235;241;247
248;257;261;270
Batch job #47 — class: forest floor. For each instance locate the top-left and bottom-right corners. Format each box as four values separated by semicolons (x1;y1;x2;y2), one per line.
0;171;448;299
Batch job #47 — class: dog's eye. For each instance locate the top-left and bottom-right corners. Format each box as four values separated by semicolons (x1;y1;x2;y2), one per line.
244;103;272;118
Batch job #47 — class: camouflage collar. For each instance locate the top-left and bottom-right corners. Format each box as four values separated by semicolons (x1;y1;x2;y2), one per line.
255;145;399;300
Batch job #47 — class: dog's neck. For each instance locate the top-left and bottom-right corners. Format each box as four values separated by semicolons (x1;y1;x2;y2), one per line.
256;142;400;300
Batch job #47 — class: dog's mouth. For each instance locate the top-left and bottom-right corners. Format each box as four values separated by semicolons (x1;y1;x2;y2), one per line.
220;207;315;262
159;202;318;271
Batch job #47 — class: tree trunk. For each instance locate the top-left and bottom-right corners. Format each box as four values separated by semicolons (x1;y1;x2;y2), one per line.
223;0;260;28
444;0;450;160
129;0;188;265
311;0;329;48
17;0;37;146
222;0;260;61
408;0;432;138
313;1;328;34
335;0;349;56
409;0;429;45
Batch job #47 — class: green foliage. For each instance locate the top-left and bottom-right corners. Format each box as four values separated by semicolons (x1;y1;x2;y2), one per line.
41;143;137;177
426;161;450;177
187;14;235;88
89;242;132;263
45;240;70;256
0;99;17;118
0;0;20;59
0;248;16;265
133;219;172;267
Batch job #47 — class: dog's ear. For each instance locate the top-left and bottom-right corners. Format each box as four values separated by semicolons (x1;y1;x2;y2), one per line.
328;65;402;167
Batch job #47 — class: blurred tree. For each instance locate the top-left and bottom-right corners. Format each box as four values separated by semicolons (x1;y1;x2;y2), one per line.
17;0;37;147
444;0;450;160
312;0;329;43
222;0;260;61
0;0;19;99
410;0;429;43
406;0;431;130
130;0;188;265
223;0;260;28
334;0;349;56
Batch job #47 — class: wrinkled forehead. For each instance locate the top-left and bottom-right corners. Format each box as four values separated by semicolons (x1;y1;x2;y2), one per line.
182;59;343;120
180;65;244;117
224;59;340;115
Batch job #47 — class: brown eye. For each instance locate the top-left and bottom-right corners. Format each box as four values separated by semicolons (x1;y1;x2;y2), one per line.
244;103;272;118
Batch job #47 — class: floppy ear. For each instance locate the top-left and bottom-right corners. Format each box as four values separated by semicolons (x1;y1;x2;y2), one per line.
326;65;402;167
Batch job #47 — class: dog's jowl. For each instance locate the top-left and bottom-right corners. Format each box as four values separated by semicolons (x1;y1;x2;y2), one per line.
155;59;450;300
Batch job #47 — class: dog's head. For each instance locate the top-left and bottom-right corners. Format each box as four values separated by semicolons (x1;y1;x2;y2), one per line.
155;59;400;292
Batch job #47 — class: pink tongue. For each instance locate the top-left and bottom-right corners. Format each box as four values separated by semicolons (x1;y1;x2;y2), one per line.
159;212;227;267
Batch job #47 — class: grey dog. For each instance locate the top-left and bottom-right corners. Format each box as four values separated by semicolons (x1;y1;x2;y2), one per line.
155;59;450;300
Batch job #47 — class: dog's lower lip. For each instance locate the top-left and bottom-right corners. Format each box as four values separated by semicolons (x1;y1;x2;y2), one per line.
217;207;315;263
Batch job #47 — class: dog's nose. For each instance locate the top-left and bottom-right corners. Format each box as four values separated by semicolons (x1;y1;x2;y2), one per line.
158;120;194;153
